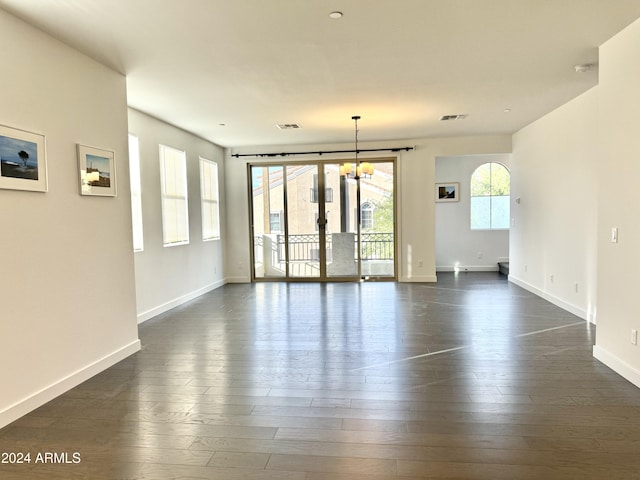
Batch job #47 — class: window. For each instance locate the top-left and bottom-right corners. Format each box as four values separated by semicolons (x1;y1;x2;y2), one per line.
470;162;510;229
128;134;144;251
310;173;333;203
361;202;374;230
159;144;189;246
199;157;220;241
269;212;282;233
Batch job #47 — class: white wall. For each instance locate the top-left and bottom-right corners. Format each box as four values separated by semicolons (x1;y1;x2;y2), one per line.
128;109;226;322
509;87;599;321
225;135;511;283
593;18;640;387
0;11;139;428
435;154;511;271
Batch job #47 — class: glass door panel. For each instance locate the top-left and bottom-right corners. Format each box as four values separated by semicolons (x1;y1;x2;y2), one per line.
286;165;320;278
359;161;395;278
250;160;396;281
251;166;286;278
325;163;359;279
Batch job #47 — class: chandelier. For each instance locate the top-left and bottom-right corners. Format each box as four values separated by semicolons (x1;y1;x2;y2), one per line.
340;115;374;179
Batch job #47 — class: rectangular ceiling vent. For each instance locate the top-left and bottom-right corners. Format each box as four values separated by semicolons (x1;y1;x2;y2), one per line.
276;123;301;130
440;114;467;121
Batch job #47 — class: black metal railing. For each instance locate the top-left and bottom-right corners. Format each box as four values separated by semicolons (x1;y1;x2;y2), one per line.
253;235;263;264
361;232;394;260
277;234;329;262
262;232;394;262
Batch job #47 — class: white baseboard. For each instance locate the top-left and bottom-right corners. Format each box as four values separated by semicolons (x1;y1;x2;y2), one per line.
399;275;438;283
436;265;499;272
226;275;251;283
508;275;592;322
0;339;141;429
593;345;640;389
137;280;226;324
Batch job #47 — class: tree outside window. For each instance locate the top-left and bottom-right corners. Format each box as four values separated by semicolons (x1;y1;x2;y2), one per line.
470;162;510;230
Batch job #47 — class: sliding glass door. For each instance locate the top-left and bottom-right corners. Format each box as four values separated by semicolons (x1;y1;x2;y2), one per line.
359;161;395;278
251;166;286;278
250;160;395;281
285;164;321;278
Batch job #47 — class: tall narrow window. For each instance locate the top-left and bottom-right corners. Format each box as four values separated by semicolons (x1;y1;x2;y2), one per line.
159;144;189;246
310;173;333;203
200;157;220;241
128;134;144;251
269;212;283;233
361;202;374;230
470;162;510;230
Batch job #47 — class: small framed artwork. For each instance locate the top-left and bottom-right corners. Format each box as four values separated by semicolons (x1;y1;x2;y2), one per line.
435;182;459;202
77;144;116;196
0;124;47;192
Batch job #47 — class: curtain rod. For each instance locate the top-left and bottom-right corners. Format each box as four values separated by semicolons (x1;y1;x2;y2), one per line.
231;146;414;158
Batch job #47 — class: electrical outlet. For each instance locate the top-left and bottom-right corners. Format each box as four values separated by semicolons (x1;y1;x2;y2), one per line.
632;329;638;346
550;274;554;283
418;260;423;268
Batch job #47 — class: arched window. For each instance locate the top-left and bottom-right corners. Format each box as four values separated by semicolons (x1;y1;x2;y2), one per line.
361;202;374;230
470;162;510;230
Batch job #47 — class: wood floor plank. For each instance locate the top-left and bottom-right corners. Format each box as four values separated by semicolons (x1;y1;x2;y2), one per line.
267;453;397;475
396;459;640;480
208;451;271;469
2;273;640;479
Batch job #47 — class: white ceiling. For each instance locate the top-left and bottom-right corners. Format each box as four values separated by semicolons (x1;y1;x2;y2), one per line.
2;0;640;148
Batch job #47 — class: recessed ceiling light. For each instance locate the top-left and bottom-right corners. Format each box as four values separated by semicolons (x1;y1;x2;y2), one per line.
503;108;511;113
329;11;343;19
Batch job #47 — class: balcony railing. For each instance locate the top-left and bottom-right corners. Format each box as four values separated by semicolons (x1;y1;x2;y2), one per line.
267;232;393;262
360;232;394;260
279;234;328;262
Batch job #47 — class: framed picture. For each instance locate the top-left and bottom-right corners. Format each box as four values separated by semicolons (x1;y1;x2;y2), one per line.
77;144;116;196
435;182;459;202
0;124;47;192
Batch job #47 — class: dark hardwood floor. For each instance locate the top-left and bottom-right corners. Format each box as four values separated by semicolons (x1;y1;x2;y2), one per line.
2;272;640;479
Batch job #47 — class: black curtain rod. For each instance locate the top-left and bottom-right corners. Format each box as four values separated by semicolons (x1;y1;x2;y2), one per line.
231;146;414;158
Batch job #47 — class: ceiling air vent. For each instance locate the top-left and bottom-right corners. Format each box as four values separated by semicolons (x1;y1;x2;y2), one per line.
440;114;467;121
276;123;301;130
